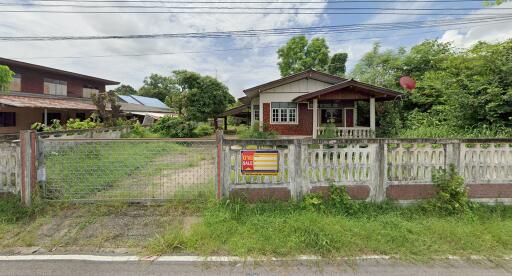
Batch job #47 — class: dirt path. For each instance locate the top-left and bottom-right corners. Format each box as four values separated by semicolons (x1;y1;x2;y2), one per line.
95;147;216;200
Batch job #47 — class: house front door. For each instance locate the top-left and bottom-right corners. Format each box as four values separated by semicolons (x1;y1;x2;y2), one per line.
344;108;354;127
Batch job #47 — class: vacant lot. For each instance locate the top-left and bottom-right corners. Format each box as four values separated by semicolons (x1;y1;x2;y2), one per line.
43;141;215;201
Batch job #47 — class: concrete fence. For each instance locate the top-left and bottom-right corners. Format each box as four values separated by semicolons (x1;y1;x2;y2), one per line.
0;140;21;194
218;135;512;204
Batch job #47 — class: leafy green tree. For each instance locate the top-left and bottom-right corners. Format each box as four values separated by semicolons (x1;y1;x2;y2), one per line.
110;84;137;95
138;74;176;102
181;72;235;121
277;36;345;77
328;52;348;76
350;43;404;88
0;65;14;92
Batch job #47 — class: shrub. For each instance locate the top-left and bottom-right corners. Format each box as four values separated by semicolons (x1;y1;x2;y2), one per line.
301;193;325;211
65;118;98;130
318;123;338;139
31;119;63;132
152;116;197;138
328;183;359;215
193;123;214;137
123;121;161;138
429;164;471;215
237;123;278;139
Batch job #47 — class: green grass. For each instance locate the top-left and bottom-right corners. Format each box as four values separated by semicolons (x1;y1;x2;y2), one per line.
149;201;512;260
44;142;188;200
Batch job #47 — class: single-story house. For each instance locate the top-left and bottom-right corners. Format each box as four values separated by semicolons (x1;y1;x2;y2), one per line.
221;69;403;138
0;57;173;134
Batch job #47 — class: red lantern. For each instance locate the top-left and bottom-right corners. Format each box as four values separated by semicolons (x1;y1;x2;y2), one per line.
399;76;416;91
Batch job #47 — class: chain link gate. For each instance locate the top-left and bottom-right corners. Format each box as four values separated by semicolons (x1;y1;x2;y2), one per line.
39;138;216;202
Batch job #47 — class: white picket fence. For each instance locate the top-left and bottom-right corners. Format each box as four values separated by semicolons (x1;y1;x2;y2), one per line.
219;138;512;202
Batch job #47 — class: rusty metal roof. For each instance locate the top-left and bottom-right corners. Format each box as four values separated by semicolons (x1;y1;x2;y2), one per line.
0;94;97;110
0;57;119;85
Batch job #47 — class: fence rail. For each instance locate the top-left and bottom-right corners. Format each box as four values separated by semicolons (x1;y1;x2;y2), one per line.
220;137;512;203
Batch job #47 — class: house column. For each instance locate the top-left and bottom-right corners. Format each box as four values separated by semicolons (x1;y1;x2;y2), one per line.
312;98;318;138
44;108;48;125
259;98;263;131
369;97;376;132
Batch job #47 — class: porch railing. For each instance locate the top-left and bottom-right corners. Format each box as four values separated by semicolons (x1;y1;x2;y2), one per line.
317;127;375;138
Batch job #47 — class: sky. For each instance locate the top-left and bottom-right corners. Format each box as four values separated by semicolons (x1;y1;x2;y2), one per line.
0;0;511;98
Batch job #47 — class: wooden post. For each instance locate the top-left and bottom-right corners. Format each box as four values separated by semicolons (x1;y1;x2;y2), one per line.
20;130;37;206
224;116;228;131
313;98;318;138
369;97;376;134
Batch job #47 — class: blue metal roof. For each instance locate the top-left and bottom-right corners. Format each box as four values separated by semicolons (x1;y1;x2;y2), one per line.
118;95;168;109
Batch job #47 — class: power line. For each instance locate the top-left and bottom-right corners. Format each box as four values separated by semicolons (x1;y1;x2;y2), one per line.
1;10;510;15
6;0;489;3
1;15;511;41
6;27;471;60
2;3;511;10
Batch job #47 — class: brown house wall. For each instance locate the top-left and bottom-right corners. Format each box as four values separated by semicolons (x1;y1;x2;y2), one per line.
8;65;107;98
0;106;93;134
263;102;313;136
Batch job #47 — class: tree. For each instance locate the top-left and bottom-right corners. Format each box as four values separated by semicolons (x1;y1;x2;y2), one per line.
138;74;177;102
0;65;14;92
91;91;122;127
179;71;235;121
110;84;137;95
277;36;344;77
328;52;348;76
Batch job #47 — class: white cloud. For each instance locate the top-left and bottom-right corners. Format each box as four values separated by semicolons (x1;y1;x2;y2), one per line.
0;1;327;98
439;2;512;48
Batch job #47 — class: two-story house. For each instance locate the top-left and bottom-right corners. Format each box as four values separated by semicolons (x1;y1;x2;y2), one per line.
0;58;172;134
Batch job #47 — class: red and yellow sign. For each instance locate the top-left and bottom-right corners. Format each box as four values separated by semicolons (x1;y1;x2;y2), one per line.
241;150;279;175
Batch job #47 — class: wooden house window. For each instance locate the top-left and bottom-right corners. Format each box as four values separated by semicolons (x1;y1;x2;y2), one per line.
82;85;99;98
271;102;297;124
9;74;21;92
44;78;67;96
0;112;16;127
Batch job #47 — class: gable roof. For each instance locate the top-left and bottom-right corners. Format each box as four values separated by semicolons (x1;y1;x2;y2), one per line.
242;69;346;98
292;79;403;102
0;57;119;85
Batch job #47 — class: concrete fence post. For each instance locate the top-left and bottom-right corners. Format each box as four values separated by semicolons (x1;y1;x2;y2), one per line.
290;139;303;200
370;141;386;202
215;130;224;200
20;130;37;206
445;141;461;172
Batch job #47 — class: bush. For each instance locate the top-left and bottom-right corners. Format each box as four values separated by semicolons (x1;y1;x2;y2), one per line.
152;116;197;138
318;123;337;139
31;119;63;132
300;181;359;215
428;164;471;215
237;123;278;139
193;123;214;137
123;121;161;138
65;118;98;130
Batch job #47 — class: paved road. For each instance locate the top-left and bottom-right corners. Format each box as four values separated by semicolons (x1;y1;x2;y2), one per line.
1;259;511;276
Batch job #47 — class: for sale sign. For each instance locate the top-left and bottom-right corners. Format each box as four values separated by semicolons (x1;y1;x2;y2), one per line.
241;150;279;175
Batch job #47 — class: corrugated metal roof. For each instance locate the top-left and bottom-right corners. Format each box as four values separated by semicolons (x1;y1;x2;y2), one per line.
0;94;97;110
